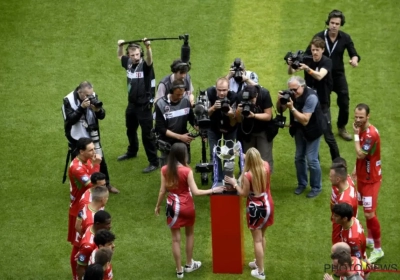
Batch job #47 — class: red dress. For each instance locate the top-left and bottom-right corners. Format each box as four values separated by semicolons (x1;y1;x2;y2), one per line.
244;161;274;230
161;165;195;229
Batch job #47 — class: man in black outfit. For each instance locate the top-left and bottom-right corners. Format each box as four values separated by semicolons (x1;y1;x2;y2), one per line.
306;10;360;141
154;79;196;166
206;77;238;182
288;37;340;161
116;38;159;173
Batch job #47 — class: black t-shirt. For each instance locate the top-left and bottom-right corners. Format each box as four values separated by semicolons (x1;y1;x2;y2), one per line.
207;87;238;134
304;55;332;105
237;87;272;134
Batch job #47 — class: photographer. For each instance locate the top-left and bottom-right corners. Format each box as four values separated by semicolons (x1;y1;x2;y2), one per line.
235;85;274;172
306;10;361;141
277;76;324;198
206;77;238;182
226;58;258;93
116;38;159;173
155;58;194;105
62;81;119;194
154;79;196;166
288;37;340;161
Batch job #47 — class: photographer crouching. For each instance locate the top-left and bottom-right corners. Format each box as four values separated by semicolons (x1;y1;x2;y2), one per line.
277;76;326;198
62;81;119;194
154;79;196;166
235;85;274;172
206;77;238;182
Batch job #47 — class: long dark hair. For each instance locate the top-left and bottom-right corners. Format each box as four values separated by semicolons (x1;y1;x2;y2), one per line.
165;143;188;190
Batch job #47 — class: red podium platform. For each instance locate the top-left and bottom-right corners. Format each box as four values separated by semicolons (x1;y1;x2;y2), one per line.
210;193;244;274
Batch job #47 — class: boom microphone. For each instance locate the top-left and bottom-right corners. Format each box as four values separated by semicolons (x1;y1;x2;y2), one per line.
180;34;190;63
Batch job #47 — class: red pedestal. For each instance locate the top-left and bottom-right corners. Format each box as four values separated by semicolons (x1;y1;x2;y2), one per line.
210;194;244;274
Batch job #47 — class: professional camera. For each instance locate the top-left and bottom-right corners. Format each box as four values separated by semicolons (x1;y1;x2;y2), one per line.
193;90;211;130
87;94;103;108
232;58;244;83
279;89;295;105
240;91;255;117
284;50;312;70
272;114;287;129
219;97;230;113
151;128;171;153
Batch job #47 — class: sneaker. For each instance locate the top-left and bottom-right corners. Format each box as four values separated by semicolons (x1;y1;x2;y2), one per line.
251;268;265;280
184;259;202;273
142;165;158;173
294;186;306;195
338;127;352;141
176;266;184;278
306;189;321;198
369;249;384;263
366;241;374;249
249;259;258;269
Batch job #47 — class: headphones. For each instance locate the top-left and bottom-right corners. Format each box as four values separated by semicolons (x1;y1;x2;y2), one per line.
326;9;346;26
169;82;187;94
170;60;190;73
125;43;144;58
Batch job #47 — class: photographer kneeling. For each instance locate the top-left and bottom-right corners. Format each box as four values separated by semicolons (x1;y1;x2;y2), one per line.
206;77;238;182
154;79;196;166
277;76;325;198
235;85;274;172
62;81;119;194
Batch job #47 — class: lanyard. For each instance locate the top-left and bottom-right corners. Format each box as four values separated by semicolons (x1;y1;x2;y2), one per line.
324;29;338;57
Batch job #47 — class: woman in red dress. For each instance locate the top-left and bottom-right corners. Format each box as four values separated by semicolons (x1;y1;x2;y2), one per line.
155;143;225;278
225;147;274;280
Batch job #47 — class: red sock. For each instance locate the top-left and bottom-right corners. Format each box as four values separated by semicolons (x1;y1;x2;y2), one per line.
70;245;79;279
366;216;381;249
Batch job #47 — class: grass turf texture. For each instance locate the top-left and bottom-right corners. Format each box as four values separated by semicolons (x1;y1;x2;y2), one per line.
0;0;399;279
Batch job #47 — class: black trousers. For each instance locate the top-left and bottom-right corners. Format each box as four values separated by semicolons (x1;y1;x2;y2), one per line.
70;142;111;185
125;103;158;166
321;104;340;161
332;72;350;128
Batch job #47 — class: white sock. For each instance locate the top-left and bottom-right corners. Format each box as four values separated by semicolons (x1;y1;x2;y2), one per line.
367;238;374;244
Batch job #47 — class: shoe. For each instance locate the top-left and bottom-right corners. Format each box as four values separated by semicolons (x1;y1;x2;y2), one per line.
184;259;202;273
251;268;265;280
117;153;137;161
294;186;306;195
106;184;120;194
368;249;384;263
142;165;158;173
338;127;352;141
249;259;258;269
176;266;184;278
306;189;321;198
366;241;374;249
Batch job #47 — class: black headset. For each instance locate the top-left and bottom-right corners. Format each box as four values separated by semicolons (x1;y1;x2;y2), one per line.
169;83;186;94
125;43;144;57
170;60;190;73
326;9;346;26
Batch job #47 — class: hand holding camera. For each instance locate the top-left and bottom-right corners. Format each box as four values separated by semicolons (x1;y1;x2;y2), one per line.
214;100;221;110
179;133;195;144
81;98;91;109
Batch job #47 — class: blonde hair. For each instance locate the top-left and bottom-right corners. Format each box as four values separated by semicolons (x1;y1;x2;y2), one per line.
241;148;267;194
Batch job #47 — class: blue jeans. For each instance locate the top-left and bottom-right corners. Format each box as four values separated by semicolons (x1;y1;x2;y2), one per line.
294;131;322;191
208;128;237;182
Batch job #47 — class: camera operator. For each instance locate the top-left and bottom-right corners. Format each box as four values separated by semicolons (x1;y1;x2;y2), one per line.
235;85;274;172
288;37;340;161
155;58;194;105
116;38;159;173
154;79;196;166
306;10;360;141
277;76;325;198
62;81;119;194
226;58;258;93
206;77;238;182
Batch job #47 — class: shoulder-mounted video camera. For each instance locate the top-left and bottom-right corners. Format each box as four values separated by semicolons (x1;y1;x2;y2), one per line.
193;90;211;130
284;50;312;70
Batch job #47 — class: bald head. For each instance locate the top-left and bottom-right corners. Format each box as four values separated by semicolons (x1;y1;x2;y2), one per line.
331;242;351;254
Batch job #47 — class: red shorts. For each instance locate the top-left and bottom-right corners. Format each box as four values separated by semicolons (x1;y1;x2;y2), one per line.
357;181;381;213
68;214;77;244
